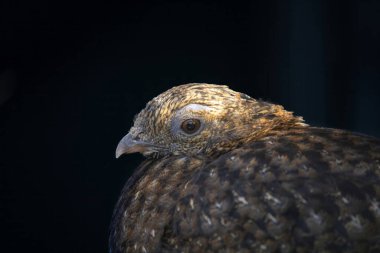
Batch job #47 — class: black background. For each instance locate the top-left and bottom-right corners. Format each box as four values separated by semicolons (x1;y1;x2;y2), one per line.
1;1;380;252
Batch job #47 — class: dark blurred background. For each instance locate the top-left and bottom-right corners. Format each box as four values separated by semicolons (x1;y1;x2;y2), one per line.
1;0;379;252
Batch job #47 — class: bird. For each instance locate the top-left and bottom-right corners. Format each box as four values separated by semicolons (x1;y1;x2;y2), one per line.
110;83;380;253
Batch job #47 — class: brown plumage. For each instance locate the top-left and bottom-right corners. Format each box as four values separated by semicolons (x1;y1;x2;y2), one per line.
110;83;380;253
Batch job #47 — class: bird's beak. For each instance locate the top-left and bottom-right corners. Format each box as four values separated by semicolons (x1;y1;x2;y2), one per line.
115;133;151;158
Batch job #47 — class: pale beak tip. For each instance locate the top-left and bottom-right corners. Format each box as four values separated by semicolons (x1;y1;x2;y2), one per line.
115;141;129;159
115;134;132;159
115;133;153;158
115;150;123;159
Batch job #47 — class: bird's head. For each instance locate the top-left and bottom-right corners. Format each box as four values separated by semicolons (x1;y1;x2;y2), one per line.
116;83;305;158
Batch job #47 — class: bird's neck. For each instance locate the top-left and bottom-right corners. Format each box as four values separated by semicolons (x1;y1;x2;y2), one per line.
246;101;306;140
205;102;307;157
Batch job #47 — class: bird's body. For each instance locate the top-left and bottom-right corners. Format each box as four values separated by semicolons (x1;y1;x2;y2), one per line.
110;84;380;253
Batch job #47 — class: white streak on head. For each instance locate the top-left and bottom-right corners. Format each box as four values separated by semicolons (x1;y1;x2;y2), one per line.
179;103;215;113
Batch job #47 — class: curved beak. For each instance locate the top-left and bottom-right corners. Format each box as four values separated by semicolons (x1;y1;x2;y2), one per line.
115;133;151;158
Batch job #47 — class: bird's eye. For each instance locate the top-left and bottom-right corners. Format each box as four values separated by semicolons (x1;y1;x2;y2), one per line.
180;119;201;134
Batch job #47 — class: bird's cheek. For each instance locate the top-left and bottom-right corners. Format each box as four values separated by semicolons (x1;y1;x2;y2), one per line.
169;143;180;153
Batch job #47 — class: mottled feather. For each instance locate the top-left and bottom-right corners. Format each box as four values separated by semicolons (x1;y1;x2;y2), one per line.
110;83;380;253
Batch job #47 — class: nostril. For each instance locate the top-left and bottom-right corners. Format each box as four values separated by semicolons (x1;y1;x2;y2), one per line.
134;132;143;141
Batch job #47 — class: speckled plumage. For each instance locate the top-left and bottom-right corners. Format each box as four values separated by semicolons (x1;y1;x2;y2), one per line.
110;83;380;253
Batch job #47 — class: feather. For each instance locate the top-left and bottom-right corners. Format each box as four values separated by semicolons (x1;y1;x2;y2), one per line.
110;83;380;253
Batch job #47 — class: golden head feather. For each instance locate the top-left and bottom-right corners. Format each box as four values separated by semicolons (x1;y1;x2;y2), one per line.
116;83;305;158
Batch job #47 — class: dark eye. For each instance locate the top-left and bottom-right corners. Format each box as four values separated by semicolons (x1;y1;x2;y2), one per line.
180;119;201;134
